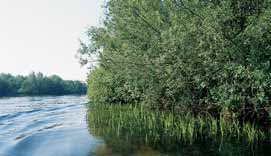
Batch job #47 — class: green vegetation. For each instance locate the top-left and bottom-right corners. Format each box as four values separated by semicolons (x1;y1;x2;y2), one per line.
79;0;271;150
89;104;270;155
0;72;87;97
89;104;268;145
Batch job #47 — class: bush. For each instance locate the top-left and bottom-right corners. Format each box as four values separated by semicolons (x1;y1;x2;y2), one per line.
79;0;271;123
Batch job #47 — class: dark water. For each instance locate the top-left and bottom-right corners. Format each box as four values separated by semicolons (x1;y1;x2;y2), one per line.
0;96;104;156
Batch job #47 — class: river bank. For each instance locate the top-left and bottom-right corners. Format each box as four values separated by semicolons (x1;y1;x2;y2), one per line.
88;103;271;156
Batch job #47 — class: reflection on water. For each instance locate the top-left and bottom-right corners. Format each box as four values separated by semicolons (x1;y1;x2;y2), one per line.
1;96;270;156
90;135;271;156
88;106;271;156
94;145;161;156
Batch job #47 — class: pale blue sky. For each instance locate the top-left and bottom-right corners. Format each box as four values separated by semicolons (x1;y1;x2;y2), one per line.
0;0;103;81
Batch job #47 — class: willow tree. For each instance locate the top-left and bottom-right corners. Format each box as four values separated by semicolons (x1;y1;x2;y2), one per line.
79;0;271;122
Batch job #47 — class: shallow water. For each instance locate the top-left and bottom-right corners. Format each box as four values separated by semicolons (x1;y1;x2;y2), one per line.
0;96;103;156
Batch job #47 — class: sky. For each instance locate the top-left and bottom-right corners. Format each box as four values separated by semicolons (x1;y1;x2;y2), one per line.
0;0;104;81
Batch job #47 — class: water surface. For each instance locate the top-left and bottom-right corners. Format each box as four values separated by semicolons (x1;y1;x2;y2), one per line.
1;96;270;156
0;96;103;156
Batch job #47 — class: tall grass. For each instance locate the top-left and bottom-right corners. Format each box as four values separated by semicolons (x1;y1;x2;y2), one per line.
88;103;269;151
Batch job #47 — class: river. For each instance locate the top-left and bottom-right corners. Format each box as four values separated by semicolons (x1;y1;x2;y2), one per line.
1;96;270;156
0;95;103;156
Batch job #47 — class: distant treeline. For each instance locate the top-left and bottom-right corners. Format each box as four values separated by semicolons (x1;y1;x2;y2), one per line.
0;72;87;97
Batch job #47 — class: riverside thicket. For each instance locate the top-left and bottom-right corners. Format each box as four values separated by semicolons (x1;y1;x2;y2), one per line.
79;0;271;146
0;72;87;96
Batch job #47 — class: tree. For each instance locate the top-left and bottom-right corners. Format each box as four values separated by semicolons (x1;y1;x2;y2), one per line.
0;72;87;96
0;79;10;96
79;0;271;122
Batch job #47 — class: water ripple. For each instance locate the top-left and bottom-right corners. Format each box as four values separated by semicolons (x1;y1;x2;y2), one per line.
0;95;102;156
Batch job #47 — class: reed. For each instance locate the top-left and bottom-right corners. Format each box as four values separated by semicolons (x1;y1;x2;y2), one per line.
88;103;269;150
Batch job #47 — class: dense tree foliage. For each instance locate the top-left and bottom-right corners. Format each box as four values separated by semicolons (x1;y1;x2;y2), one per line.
79;0;271;123
0;72;87;97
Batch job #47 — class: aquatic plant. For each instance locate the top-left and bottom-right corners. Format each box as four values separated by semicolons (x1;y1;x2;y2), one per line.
88;103;269;152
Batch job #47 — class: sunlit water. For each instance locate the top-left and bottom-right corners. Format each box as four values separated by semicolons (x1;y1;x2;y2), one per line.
0;96;103;156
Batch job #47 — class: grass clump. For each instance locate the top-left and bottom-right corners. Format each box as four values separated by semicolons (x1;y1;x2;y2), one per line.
88;103;269;151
